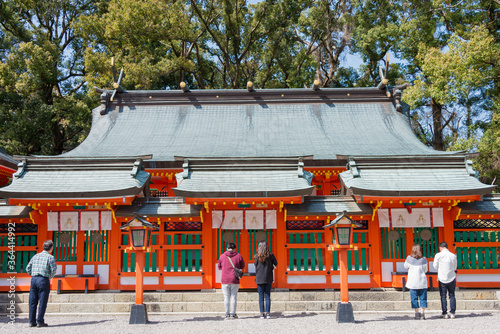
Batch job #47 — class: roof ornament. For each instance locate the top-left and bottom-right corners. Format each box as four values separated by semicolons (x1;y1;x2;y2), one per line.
312;79;320;91
247;81;255;92
348;159;359;178
182;158;189;179
377;53;390;96
13;159;26;179
394;89;403;112
109;57;125;102
180;81;190;92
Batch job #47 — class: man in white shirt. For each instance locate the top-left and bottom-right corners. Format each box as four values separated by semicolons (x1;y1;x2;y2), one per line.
433;241;458;318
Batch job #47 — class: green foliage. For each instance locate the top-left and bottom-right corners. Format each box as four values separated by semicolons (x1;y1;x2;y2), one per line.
403;27;498;108
0;0;499;197
476;101;500;190
76;0;196;94
0;0;98;155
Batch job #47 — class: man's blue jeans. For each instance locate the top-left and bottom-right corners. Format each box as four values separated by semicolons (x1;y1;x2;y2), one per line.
257;283;272;313
29;276;51;325
410;288;428;309
439;279;456;315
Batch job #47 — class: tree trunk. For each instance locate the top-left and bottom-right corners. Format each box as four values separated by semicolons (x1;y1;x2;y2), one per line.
431;98;445;151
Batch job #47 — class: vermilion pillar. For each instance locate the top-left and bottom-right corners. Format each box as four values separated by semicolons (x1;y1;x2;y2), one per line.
339;249;349;303
135;251;145;305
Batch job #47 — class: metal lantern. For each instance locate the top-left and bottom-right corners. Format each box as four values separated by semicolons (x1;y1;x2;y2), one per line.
119;213;159;325
120;214;159;250
336;224;352;246
323;211;363;248
323;210;364;324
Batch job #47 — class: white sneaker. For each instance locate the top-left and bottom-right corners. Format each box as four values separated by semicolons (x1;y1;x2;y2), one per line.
266;313;271;319
442;313;449;319
449;313;455;319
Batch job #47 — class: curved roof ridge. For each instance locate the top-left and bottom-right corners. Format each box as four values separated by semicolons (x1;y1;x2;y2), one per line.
61;89;453;162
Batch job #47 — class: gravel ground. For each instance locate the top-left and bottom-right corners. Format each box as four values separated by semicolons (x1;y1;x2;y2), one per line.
2;311;500;334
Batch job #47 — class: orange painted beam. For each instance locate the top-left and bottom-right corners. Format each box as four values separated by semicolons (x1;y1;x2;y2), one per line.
458;214;500;219
9;197;136;206
287;215;370;221
186;196;303;206
357;195;482;205
453;242;500;247
286;243;370;249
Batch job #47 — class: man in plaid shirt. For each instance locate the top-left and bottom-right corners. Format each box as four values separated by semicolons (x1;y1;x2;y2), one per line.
26;240;57;328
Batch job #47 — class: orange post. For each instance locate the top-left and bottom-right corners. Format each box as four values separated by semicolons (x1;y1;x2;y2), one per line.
275;209;287;288
339;249;349;303
135;251;145;305
369;217;382;288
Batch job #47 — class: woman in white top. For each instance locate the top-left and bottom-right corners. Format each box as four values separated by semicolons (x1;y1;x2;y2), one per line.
404;244;428;320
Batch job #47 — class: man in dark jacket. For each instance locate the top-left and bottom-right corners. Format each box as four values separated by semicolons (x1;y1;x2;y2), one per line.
218;242;245;319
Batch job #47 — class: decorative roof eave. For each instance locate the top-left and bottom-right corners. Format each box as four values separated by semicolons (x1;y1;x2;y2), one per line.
346;187;495;197
115;198;202;217
0;147;17;170
339;156;496;198
172;158;314;199
0;157;151;200
96;87;393;108
458;195;500;215
0;201;32;218
173;188;314;199
286;196;373;216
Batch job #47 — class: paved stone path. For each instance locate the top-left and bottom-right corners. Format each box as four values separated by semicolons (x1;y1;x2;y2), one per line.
2;311;500;334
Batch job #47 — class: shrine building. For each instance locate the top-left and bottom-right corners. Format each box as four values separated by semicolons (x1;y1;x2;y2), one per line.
0;82;499;292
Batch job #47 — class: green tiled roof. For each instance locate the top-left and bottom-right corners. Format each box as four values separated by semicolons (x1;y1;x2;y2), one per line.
115;198;201;217
339;156;495;196
0;200;32;218
458;195;500;214
173;158;314;198
0;158;150;199
286;196;373;216
62;97;448;162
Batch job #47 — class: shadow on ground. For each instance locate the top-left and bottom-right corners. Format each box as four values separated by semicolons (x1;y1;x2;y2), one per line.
149;312;319;324
355;312;494;324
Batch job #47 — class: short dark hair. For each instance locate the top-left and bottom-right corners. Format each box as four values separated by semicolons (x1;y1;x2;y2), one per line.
439;241;448;249
43;240;54;251
227;242;236;250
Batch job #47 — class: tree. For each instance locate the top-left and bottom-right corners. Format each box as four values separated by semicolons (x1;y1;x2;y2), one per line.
295;0;354;87
0;0;98;155
76;0;199;93
403;26;499;148
190;0;307;88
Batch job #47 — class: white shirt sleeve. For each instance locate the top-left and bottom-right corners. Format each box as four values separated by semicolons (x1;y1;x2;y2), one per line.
433;253;440;270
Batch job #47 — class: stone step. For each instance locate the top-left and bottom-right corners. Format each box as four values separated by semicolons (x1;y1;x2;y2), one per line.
1;290;499;315
2;299;499;315
2;290;499;304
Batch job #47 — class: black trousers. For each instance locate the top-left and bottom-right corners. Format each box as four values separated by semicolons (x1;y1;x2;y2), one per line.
438;279;456;315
